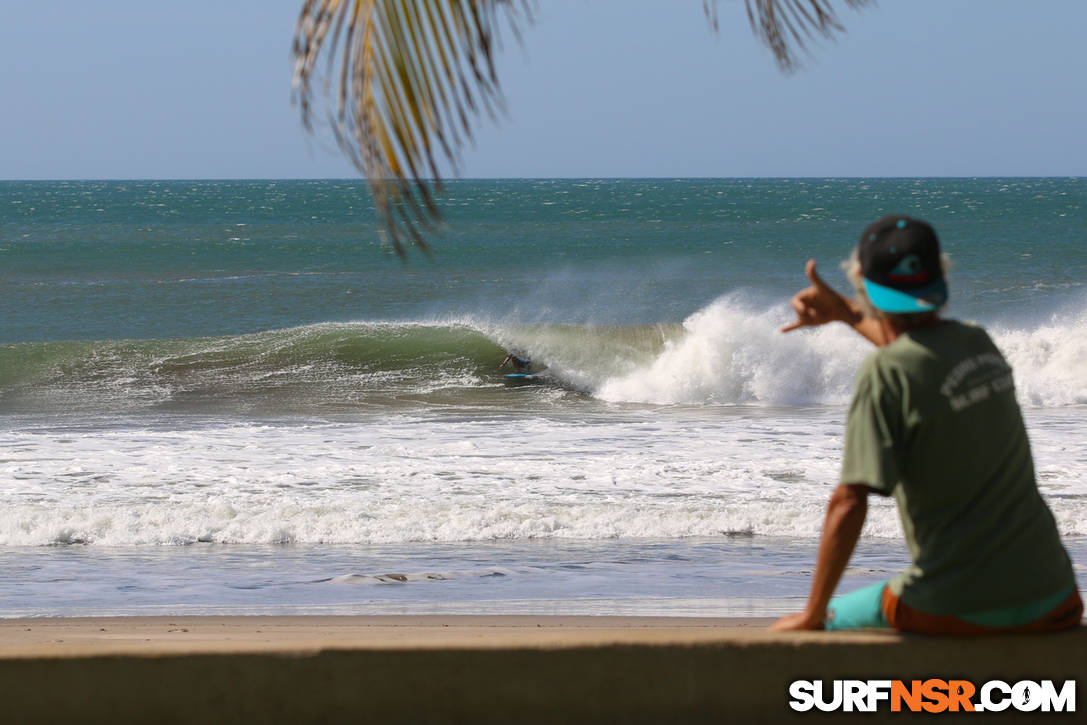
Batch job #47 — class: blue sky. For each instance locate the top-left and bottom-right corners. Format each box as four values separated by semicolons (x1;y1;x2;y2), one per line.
3;0;1086;179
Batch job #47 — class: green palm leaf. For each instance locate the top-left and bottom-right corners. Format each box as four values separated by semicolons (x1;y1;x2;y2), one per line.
292;0;870;256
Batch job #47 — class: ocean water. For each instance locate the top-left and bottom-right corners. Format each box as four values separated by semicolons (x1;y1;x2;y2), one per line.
1;178;1085;617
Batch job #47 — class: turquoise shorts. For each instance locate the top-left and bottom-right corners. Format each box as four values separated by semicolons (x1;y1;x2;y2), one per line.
825;581;889;631
824;580;1077;631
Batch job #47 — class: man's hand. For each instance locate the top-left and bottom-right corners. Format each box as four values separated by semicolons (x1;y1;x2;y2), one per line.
770;610;825;631
781;259;859;332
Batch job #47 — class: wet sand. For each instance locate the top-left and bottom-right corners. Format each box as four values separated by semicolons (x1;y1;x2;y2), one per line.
1;616;1083;723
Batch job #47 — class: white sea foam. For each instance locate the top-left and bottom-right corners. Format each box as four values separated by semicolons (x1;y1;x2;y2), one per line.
2;407;1083;547
991;308;1087;407
3;302;1085;548
593;295;864;405
521;295;1087;409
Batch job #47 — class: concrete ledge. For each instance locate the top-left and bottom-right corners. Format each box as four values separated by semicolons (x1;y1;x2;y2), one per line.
1;617;1083;723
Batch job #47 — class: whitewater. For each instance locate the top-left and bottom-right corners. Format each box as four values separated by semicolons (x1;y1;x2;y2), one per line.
4;294;1087;548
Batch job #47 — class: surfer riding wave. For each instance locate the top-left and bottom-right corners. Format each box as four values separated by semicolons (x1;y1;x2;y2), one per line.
499;353;531;373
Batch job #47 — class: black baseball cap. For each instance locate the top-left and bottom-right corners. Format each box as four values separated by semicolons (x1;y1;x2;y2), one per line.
859;216;948;313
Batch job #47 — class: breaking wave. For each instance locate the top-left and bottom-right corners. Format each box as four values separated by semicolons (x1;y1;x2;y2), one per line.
2;295;1084;414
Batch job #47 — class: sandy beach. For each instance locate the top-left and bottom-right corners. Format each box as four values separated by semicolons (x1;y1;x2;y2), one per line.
2;615;1083;723
0;614;781;657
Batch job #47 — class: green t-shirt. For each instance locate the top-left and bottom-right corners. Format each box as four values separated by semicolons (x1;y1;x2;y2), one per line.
840;320;1074;616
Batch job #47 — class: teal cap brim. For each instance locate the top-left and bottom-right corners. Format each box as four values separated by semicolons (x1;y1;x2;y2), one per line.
863;278;948;313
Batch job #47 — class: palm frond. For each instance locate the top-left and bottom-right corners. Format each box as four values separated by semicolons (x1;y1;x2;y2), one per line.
292;0;532;257
737;0;874;72
293;1;868;256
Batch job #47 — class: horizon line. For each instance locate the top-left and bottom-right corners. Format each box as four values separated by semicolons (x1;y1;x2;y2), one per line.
3;174;1086;183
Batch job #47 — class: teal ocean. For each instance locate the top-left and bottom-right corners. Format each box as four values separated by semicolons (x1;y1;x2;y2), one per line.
1;178;1084;616
5;178;1086;342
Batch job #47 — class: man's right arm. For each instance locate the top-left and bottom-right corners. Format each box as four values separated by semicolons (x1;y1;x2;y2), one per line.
780;259;888;346
770;483;870;631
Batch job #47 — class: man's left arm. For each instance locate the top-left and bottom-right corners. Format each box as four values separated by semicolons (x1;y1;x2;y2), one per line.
770;483;870;631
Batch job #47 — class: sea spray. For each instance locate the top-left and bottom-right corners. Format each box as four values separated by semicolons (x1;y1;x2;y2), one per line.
595;294;866;405
991;307;1087;407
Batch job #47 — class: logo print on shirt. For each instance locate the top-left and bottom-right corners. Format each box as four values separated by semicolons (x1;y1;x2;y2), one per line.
940;353;1014;412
